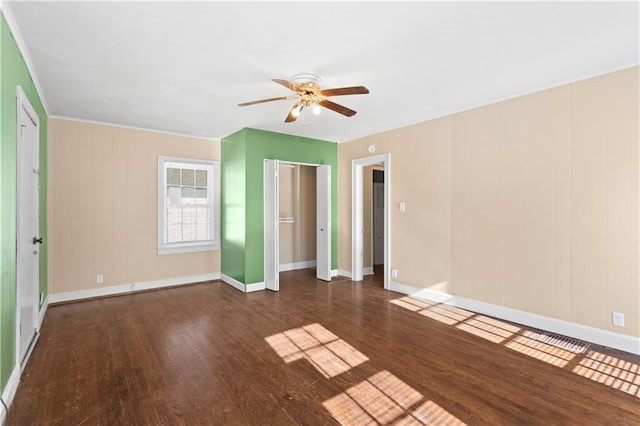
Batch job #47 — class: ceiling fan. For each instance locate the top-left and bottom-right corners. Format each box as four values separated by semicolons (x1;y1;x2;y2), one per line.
238;74;369;123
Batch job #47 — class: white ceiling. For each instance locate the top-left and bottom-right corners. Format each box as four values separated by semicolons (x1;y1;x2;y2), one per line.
5;1;639;143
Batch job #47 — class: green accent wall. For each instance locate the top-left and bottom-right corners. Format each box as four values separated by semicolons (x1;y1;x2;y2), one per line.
0;13;48;393
221;128;337;285
220;129;247;283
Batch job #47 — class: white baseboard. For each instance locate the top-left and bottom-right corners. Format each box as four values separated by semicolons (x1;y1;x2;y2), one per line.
245;282;266;292
279;260;316;272
389;281;640;355
48;273;221;304
1;365;20;424
0;299;49;424
337;269;352;278
363;267;374;276
38;295;49;330
220;274;265;293
221;274;244;292
331;269;338;277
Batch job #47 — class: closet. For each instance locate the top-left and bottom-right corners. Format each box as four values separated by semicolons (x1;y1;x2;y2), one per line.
278;164;316;272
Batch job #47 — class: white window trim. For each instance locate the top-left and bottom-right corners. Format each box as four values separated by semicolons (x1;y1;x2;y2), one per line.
157;156;219;255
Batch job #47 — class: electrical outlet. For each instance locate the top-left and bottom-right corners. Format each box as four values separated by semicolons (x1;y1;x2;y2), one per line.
96;274;104;284
612;312;625;327
392;268;398;278
399;202;406;212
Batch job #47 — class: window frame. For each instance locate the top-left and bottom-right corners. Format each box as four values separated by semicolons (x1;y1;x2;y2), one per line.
157;156;219;255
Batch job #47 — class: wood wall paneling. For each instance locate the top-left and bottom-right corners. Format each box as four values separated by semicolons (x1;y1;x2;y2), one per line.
502;97;524;310
604;69;632;334
570;75;608;330
48;119;220;295
338;67;639;338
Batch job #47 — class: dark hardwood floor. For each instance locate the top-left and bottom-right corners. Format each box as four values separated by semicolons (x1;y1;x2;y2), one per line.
8;269;639;425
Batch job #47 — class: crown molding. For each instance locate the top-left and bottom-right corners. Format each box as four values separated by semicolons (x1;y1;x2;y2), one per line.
1;3;50;115
49;115;220;142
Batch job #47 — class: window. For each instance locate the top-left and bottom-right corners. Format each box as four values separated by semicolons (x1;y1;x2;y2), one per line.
157;156;218;255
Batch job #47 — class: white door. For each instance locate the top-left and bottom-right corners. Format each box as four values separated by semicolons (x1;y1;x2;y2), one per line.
373;181;384;265
17;92;40;366
316;165;331;281
264;159;279;291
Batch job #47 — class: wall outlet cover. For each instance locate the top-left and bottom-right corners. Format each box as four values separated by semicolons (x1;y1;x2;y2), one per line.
612;312;625;327
97;274;104;284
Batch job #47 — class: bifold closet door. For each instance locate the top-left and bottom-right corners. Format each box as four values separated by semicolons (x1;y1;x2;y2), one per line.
316;165;331;281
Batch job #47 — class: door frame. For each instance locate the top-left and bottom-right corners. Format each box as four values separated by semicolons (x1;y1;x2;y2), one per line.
264;159;332;290
352;153;390;288
15;86;41;369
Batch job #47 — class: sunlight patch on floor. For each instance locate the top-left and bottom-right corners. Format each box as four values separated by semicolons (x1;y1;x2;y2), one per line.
421;304;474;326
265;323;368;378
456;315;520;344
505;330;575;367
323;370;465;426
573;349;640;397
391;296;640;398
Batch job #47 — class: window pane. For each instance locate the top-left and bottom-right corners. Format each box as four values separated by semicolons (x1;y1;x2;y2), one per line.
167;168;181;185
195;188;208;204
167;207;182;226
196;170;207;187
183;207;197;224
182;169;195;186
183;223;196;241
182;187;195;205
167;224;182;243
196;224;210;240
196;206;210;224
167;186;181;205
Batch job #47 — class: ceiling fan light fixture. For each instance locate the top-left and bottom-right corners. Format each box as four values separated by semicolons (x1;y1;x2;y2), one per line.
239;74;368;123
290;73;321;86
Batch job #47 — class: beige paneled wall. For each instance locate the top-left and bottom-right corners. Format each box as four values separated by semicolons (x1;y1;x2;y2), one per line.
278;164;316;266
338;66;639;337
47;118;220;294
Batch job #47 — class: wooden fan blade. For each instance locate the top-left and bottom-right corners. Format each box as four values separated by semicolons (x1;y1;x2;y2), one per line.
272;79;304;93
285;102;303;123
319;100;357;117
321;86;369;97
238;96;293;107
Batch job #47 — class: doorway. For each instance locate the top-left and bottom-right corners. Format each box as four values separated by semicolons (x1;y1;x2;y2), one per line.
352;154;390;288
372;168;385;267
278;164;317;273
264;159;331;291
16;87;41;368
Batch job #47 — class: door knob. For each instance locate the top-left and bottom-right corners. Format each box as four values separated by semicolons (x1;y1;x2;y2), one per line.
33;237;43;245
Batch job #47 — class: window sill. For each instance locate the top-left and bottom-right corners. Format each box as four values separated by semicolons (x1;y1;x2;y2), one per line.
158;242;219;256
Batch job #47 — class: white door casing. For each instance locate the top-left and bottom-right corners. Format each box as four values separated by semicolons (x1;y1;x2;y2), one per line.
264;159;279;291
352;154;391;288
316;165;331;281
16;86;40;368
264;160;332;288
